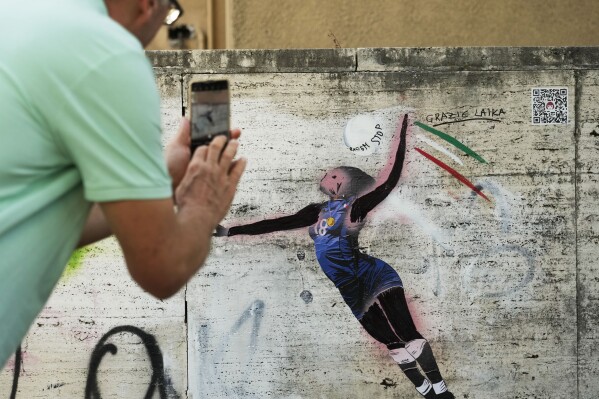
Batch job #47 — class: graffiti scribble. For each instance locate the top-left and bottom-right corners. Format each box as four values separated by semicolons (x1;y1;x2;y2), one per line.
85;325;178;399
433;117;501;127
9;346;22;399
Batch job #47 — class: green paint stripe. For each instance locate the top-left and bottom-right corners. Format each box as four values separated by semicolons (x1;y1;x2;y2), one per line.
414;121;487;164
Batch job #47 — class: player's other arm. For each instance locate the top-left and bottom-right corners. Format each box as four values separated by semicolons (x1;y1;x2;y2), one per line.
350;114;408;223
217;203;322;237
100;136;246;300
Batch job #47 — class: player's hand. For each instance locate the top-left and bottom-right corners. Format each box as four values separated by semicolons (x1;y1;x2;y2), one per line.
165;118;192;192
213;224;229;237
175;135;247;229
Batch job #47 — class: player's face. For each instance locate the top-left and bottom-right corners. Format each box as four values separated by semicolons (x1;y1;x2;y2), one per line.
319;168;353;199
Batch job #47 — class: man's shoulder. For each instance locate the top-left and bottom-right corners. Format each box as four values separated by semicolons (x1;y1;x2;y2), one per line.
60;1;144;60
9;0;145;72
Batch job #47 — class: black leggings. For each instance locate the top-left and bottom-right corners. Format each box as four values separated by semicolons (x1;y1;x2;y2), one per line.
358;287;422;349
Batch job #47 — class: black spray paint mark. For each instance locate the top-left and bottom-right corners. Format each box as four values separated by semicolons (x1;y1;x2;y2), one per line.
433;117;502;127
380;377;397;389
45;383;66;390
299;290;313;304
85;325;179;399
9;346;22;399
296;249;305;261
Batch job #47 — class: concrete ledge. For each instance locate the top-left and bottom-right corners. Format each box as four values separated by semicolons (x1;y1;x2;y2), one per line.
357;47;599;72
149;47;599;74
147;49;357;73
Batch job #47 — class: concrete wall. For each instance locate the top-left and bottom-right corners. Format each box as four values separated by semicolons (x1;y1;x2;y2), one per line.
1;47;598;398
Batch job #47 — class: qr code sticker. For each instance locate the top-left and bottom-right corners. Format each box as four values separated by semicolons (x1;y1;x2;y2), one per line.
531;87;568;125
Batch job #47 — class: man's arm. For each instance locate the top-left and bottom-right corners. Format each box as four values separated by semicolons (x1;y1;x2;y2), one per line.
77;118;197;248
108;136;244;300
80;134;245;300
76;120;240;248
77;204;111;248
100;197;211;301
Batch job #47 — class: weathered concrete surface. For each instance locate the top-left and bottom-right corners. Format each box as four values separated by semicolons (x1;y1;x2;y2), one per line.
357;47;599;72
1;48;597;399
183;69;577;399
148;49;357;74
576;70;599;399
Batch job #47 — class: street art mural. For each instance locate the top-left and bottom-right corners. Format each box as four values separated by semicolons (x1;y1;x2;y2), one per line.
216;115;457;399
2;49;595;399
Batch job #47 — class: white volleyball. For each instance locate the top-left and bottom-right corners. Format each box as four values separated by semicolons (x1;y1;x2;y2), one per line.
343;115;384;156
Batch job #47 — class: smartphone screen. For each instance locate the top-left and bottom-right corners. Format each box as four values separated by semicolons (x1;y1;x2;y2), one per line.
190;80;230;152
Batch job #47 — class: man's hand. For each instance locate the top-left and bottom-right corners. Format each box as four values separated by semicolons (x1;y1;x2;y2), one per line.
165;117;242;194
175;135;246;230
165;118;192;191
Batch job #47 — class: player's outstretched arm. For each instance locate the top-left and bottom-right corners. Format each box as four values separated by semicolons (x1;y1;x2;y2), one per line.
100;136;246;300
350;114;408;223
216;203;322;237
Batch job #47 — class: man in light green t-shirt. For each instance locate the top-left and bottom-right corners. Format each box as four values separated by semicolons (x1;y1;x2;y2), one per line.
0;0;246;368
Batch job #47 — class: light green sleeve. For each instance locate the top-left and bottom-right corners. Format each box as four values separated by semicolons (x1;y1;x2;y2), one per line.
50;51;172;202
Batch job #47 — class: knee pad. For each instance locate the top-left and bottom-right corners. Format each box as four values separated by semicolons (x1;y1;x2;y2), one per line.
389;347;414;365
405;338;428;359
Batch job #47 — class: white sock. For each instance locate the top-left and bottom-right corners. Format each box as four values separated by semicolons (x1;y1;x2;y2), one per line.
433;380;448;394
416;379;432;395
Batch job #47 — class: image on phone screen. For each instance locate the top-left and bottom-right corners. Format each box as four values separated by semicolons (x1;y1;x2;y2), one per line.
190;80;229;149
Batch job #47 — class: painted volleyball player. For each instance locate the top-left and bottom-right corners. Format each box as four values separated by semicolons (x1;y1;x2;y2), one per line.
216;115;454;399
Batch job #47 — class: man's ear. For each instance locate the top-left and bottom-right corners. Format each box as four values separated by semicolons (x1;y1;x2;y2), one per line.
131;0;164;31
136;0;153;21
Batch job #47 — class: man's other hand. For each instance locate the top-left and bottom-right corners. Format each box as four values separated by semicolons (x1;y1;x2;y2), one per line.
165;118;192;191
166;118;242;196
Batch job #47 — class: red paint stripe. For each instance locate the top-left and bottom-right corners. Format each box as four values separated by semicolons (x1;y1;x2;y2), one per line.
415;147;491;202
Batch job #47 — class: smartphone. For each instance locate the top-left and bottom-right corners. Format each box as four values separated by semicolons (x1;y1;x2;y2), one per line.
189;80;230;153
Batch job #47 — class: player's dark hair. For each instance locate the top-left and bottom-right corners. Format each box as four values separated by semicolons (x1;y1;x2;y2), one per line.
318;166;375;198
339;166;376;195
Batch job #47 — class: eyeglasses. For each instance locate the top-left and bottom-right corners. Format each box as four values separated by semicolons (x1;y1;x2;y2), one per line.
165;0;184;25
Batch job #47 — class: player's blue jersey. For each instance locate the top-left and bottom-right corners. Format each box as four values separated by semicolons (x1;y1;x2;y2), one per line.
309;198;403;319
